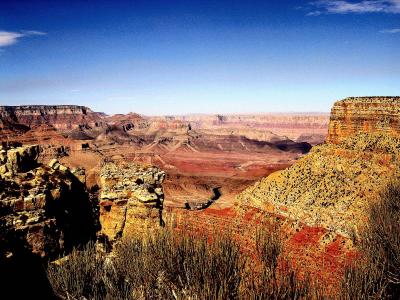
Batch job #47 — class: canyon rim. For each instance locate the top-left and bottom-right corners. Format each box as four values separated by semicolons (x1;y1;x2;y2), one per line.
1;1;399;299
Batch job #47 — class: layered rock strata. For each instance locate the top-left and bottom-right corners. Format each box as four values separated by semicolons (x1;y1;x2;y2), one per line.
99;162;165;242
0;145;96;261
0;105;104;130
237;97;400;238
327;97;400;143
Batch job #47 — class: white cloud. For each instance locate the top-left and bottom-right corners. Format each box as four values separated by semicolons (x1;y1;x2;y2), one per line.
380;28;400;33
307;0;400;15
0;31;23;47
0;30;47;47
20;30;47;36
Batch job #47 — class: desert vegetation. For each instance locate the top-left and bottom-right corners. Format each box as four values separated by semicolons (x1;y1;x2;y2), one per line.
47;226;314;300
47;183;400;300
340;182;400;299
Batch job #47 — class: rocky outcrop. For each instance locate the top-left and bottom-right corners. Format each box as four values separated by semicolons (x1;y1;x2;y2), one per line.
237;97;400;238
0;145;96;261
327;97;400;144
237;133;400;237
0;143;40;174
99;162;165;242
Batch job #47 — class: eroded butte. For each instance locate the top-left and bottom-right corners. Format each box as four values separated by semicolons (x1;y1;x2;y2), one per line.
0;105;328;209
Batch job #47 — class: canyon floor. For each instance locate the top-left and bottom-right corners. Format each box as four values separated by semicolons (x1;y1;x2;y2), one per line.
0;107;329;210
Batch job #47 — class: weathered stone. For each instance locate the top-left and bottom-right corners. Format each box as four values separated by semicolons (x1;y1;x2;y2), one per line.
237;97;400;238
0;145;97;263
327;97;400;144
99;162;165;242
0;145;40;176
71;167;86;184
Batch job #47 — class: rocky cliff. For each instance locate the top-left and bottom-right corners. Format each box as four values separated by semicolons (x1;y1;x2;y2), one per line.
99;162;165;243
237;97;400;238
327;97;400;144
0;105;104;134
236;133;400;237
0;145;96;261
0;144;98;298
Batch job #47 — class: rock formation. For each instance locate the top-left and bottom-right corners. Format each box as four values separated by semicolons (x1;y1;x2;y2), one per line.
0;144;96;261
165;113;329;144
237;132;400;237
99;162;165;242
327;97;400;144
237;97;400;238
0;105;104;131
1;105;325;210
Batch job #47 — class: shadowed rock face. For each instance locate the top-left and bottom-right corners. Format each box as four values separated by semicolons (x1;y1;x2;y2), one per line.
0;144;98;299
0;145;97;261
99;162;165;243
327;97;400;144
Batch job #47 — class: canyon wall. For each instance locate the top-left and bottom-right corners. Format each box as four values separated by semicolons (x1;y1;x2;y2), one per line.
236;132;400;237
164;113;329;144
0;105;104;133
327;97;400;144
237;97;400;238
165;97;400;284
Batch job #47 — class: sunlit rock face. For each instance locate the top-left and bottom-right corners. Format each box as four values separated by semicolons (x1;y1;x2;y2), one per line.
327;97;400;144
0;105;103;130
236;132;400;237
237;97;400;237
99;162;165;243
0;144;96;261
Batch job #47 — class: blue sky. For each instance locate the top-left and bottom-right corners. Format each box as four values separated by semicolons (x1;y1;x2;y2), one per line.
0;0;399;115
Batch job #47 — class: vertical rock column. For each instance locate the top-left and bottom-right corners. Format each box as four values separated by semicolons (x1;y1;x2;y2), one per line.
99;162;165;243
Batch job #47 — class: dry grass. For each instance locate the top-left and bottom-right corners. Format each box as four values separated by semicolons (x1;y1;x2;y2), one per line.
47;183;400;299
47;227;315;299
339;182;400;299
241;227;321;300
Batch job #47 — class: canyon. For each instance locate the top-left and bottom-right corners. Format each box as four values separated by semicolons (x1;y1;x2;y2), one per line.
0;105;327;210
165;96;400;284
2;96;399;294
0;106;327;296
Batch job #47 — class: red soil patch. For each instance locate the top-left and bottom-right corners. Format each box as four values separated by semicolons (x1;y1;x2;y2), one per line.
202;207;237;218
289;226;326;248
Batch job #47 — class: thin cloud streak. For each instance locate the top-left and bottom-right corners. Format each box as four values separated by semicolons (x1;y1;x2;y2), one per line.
380;28;400;33
306;0;400;15
0;30;47;47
